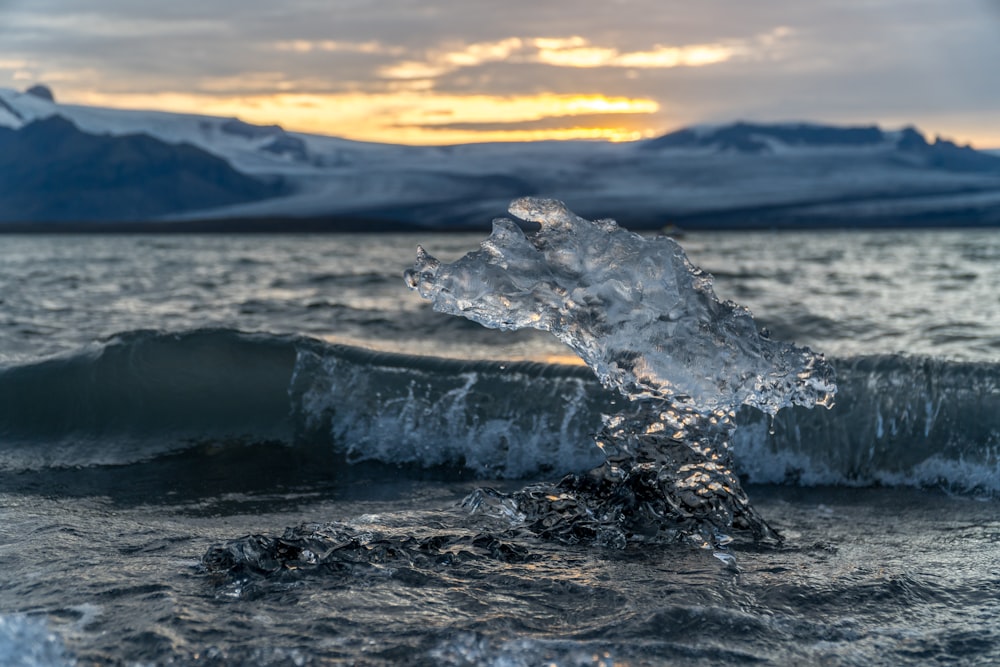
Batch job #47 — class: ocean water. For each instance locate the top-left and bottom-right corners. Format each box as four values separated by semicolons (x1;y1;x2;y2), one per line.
0;227;998;665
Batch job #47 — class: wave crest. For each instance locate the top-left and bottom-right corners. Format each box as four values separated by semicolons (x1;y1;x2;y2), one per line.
0;329;996;495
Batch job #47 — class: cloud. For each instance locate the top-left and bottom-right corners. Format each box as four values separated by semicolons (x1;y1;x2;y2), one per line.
0;10;224;38
69;89;660;144
375;29;788;81
394;111;655;134
531;37;737;69
270;40;405;56
0;58;33;69
376;38;524;79
1;0;998;146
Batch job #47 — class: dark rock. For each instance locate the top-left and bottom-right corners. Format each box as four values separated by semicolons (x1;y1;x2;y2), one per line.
643;121;887;153
219;118;283;140
24;84;55;102
261;134;309;162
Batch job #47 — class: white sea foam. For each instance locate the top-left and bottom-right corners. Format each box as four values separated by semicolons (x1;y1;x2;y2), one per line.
0;615;74;667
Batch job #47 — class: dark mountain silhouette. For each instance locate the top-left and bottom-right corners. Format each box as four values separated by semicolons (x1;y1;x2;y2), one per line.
643;122;887;153
1;85;999;229
0;115;287;222
24;84;55;102
642;122;1000;173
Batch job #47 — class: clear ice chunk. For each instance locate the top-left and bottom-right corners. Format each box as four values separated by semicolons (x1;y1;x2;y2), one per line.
405;198;834;416
405;198;836;547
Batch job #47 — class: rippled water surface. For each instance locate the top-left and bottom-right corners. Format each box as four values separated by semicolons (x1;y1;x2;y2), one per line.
1;229;998;665
3;478;999;666
1;230;998;363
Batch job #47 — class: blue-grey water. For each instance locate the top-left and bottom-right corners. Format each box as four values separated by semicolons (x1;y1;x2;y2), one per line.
1;230;999;665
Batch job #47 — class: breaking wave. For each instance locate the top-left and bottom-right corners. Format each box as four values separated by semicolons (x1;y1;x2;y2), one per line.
0;328;996;494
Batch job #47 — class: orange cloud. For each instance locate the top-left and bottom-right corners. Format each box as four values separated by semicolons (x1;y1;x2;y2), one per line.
68;90;660;145
375;30;787;81
270;40;404;56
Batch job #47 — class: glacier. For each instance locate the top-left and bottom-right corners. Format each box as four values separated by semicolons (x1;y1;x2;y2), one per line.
2;85;1000;227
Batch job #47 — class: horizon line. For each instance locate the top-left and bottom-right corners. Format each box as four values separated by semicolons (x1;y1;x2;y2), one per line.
4;84;998;151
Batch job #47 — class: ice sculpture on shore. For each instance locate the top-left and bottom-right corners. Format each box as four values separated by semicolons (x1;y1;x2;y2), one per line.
406;198;836;547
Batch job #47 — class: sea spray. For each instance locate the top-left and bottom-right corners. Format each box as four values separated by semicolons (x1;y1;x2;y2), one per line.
406;198;836;547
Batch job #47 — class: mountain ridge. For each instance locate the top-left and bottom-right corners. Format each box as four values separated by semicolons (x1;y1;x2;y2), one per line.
0;114;286;222
1;86;999;229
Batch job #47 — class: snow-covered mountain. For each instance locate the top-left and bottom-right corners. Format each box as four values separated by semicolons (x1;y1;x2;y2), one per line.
2;85;1000;228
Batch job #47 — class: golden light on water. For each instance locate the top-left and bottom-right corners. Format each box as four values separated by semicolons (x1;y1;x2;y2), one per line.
318;334;587;366
539;354;587;366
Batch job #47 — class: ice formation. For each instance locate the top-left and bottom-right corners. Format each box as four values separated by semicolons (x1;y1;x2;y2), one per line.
406;198;836;547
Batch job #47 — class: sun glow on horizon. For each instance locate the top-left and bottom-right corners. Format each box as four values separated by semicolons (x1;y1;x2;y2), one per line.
68;30;754;144
2;4;998;150
67;90;661;145
21;23;998;149
42;88;1000;149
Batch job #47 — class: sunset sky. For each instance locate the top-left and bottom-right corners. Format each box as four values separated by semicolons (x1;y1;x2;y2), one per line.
1;0;998;147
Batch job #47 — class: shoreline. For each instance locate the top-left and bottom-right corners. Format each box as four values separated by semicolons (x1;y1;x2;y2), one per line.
2;214;1000;234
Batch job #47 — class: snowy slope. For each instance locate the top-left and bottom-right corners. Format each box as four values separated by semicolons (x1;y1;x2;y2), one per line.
2;86;1000;227
0;87;387;175
0;114;287;222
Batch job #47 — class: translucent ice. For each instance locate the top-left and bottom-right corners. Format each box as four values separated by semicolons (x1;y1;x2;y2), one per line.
406;198;836;546
406;198;835;416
